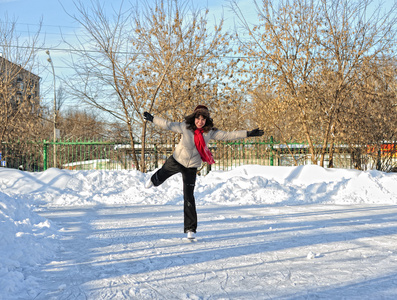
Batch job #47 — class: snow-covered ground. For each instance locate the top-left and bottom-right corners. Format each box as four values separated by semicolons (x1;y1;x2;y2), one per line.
2;165;397;299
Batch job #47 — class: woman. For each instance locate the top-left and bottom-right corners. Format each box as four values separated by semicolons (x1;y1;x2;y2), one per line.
143;105;264;239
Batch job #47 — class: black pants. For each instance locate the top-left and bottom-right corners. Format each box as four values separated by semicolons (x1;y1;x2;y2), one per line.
151;156;198;233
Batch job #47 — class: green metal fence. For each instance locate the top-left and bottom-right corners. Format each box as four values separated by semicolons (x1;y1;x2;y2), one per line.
0;138;395;173
205;138;354;173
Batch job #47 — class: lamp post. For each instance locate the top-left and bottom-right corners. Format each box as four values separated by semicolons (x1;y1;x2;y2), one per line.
46;50;57;168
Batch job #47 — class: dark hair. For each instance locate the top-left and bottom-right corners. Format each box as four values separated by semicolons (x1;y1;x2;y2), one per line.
185;111;214;133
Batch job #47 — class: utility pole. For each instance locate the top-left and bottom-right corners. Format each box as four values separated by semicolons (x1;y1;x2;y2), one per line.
46;50;57;168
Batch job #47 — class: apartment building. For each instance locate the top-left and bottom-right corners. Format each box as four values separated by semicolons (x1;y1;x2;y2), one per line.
0;55;41;114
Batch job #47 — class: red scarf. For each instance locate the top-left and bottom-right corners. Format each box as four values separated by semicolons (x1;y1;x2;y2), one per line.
194;128;215;165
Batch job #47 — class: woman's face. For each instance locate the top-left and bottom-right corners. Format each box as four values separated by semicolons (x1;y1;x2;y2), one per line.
195;115;206;129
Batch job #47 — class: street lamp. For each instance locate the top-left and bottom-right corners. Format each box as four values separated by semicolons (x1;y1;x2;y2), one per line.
46;50;57;168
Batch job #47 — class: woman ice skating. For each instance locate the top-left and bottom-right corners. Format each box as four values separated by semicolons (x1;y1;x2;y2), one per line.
143;105;264;239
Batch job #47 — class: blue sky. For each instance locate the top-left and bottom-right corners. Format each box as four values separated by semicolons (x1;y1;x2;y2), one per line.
1;0;246;47
1;0;395;109
1;0;254;108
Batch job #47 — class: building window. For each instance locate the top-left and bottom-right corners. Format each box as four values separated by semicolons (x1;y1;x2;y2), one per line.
16;77;24;91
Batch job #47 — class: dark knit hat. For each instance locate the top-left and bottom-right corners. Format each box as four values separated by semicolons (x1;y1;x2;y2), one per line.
194;105;208;112
194;105;210;117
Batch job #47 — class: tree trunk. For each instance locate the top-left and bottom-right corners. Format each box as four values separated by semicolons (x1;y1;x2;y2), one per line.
140;122;148;173
126;120;139;171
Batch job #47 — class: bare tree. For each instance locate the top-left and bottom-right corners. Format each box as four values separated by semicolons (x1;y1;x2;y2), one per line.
64;0;234;171
57;109;106;140
0;15;43;143
232;0;397;166
338;56;397;170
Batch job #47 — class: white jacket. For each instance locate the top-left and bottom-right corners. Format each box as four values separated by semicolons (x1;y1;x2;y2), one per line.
153;116;247;168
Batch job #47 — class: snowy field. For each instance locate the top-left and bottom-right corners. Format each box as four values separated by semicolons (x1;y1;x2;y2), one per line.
2;165;397;299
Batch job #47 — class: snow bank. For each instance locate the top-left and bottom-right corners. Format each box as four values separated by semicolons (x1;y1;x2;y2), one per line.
0;190;58;297
1;165;397;298
3;165;397;207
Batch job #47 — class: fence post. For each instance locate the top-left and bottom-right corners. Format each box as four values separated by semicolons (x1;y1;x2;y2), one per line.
43;140;48;171
270;136;274;166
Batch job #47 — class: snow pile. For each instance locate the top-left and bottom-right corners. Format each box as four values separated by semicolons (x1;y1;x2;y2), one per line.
4;165;397;208
0;191;58;297
200;165;397;205
1;165;397;298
